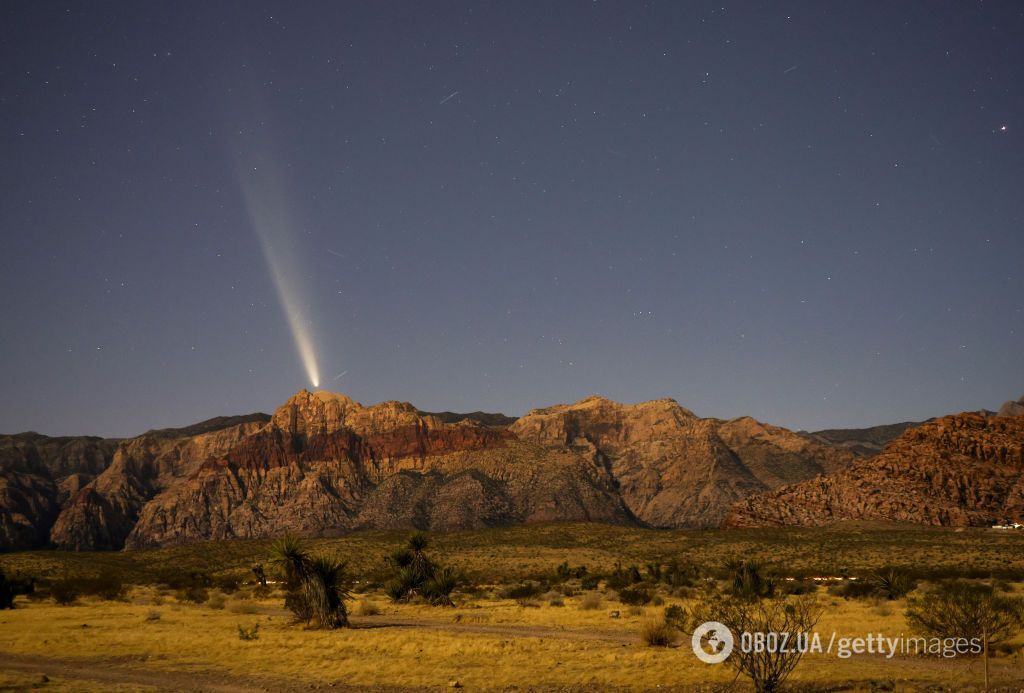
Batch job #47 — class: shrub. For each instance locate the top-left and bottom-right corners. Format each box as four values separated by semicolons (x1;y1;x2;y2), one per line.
86;569;127;601
606;564;643;590
617;587;652;606
828;579;876;601
580;574;601;590
176;585;209;604
905;580;1024;649
207;593;227;610
871;569;916;600
640;619;677;647
237;623;260;641
692;594;823;693
213;574;241;594
578;592;602;610
500;582;544;600
155;568;211;591
49;578;79;606
664;604;690;631
0;568;35;609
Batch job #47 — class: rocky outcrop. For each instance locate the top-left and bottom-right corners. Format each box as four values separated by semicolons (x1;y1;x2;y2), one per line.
726;413;1024;528
509;397;856;528
998;395;1024;418
125;392;632;547
48;417;268;550
0;434;119;550
16;389;1019;550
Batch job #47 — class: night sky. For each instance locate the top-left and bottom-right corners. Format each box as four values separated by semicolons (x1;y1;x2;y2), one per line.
2;2;1022;437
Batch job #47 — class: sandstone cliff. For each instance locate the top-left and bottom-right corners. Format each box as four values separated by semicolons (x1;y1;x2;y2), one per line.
726;413;1024;528
509;397;856;528
125;391;631;547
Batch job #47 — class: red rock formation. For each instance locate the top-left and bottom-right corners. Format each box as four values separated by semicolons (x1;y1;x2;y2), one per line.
726;413;1024;528
510;397;856;528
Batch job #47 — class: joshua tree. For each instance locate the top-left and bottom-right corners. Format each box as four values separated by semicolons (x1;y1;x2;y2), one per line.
269;536;350;628
385;531;460;606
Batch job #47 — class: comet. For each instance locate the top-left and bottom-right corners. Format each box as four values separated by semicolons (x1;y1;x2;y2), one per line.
235;152;322;388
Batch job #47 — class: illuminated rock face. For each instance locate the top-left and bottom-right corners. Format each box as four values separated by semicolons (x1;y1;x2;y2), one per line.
726;413;1024;528
13;389;1019;550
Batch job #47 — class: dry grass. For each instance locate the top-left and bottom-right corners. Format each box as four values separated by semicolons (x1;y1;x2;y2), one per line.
0;586;1020;690
0;524;1022;690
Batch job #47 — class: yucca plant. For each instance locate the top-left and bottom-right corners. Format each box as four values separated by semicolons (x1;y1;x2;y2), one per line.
423;566;461;607
384;531;459;606
269;536;350;628
871;568;915;600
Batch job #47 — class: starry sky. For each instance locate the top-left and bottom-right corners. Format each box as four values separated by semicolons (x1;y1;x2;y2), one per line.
1;1;1022;438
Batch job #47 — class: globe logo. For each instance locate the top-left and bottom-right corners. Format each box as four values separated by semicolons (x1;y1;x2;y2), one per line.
691;621;734;664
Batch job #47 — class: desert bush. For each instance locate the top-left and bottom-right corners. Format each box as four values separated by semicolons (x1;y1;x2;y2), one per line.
176;584;209;604
662;559;699;588
270;536;350;628
237;623;260;641
554;561;587;580
905;580;1024;649
207;593;226;610
85;569;127;601
828;579;877;601
692;594;822;693
49;578;79;606
580;574;601;590
0;568;35;609
212;574;241;594
871;568;916;600
578;592;602;610
155;568;211;591
663;604;691;631
640;618;677;647
617;587;652;606
606;564;643;590
500;582;544;600
780;579;817;596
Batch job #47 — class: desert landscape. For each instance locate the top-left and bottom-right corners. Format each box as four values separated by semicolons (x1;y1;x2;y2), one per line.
3;1;1023;690
2;390;1023;691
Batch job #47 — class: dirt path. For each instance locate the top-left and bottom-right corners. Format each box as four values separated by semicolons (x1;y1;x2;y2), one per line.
352;615;638;645
0;618;635;692
0;652;310;692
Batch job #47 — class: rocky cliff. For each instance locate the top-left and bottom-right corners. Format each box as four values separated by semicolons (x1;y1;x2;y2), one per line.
726;412;1024;528
509;397;856;528
10;389;1018;550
